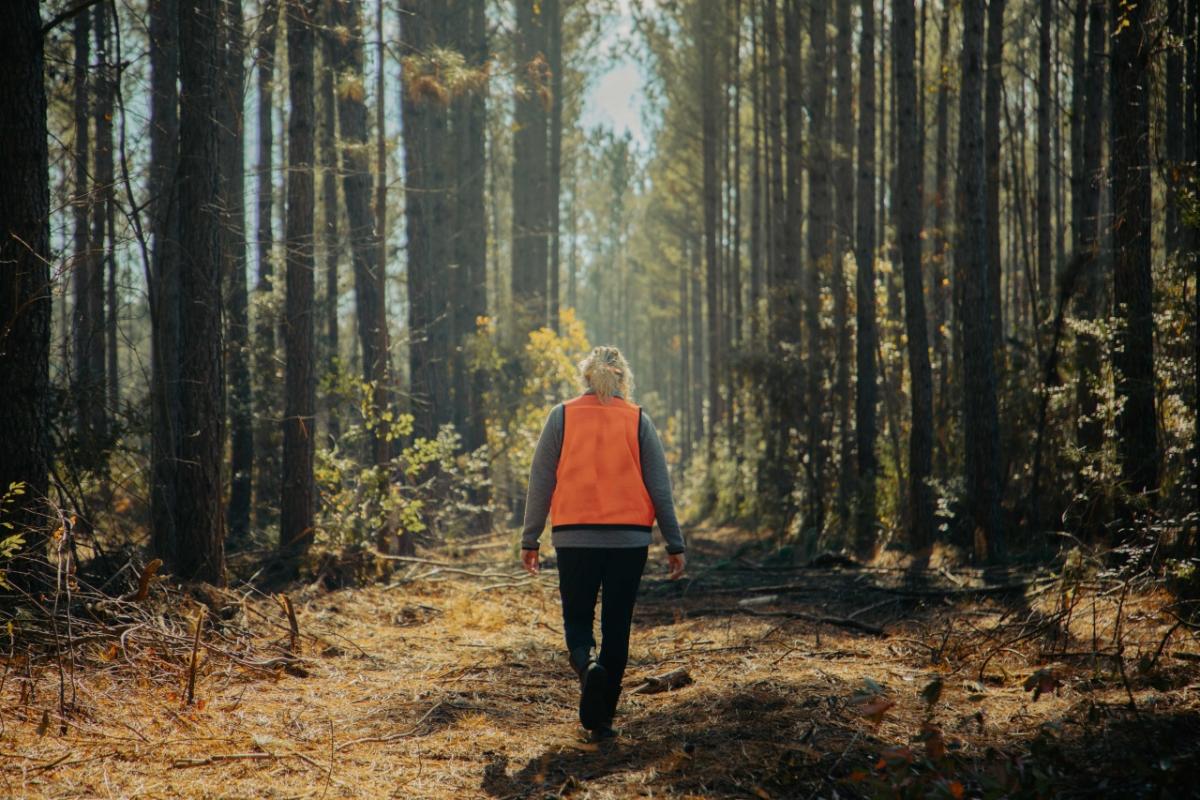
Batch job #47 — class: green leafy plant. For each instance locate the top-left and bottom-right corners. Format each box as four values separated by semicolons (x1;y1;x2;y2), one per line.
0;482;28;590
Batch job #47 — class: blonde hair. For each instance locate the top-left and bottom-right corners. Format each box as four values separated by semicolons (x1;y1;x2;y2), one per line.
578;345;634;402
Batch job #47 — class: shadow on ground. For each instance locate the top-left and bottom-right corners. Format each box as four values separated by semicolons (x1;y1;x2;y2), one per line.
479;677;868;799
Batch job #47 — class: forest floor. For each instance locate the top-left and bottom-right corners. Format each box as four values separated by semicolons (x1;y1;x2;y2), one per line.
3;525;1200;799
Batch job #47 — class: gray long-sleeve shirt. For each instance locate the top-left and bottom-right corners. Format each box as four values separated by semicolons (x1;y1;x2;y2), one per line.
520;394;686;554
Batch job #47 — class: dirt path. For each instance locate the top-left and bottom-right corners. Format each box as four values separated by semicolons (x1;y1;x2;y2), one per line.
3;527;1198;798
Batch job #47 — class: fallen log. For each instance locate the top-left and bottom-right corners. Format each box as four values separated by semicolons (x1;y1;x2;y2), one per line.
686;607;887;637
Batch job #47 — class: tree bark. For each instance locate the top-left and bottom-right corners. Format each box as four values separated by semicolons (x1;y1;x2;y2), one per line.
71;10;100;451
223;0;253;545
95;4;117;431
806;0;831;531
1109;0;1158;509
1036;0;1053;305
176;0;227;583
511;0;550;336
280;0;317;564
700;1;724;457
74;7;108;455
252;0;280;533
931;1;952;474
1074;0;1105;531
0;0;51;560
333;0;391;466
1166;0;1184;257
400;0;450;440
985;0;1005;358
318;0;340;444
894;0;935;550
149;0;182;565
958;0;1004;561
450;0;489;453
833;0;855;525
854;0;878;554
763;0;796;526
547;0;563;332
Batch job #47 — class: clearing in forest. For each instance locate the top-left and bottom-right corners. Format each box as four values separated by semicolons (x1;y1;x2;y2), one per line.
3;526;1199;798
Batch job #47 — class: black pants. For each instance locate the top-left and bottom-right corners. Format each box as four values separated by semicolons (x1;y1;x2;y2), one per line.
556;546;648;698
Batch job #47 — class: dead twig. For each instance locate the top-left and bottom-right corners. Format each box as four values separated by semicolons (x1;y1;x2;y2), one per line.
686;606;887;637
334;700;446;751
185;606;204;706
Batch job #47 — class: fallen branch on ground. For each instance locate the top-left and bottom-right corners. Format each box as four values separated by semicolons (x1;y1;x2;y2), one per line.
686;607;887;637
633;667;694;694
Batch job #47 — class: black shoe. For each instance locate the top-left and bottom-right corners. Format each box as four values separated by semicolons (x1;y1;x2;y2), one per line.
579;660;609;731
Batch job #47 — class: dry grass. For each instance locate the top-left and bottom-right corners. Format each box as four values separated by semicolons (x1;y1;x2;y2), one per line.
3;527;1199;798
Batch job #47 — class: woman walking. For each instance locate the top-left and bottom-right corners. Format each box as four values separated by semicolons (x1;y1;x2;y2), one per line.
520;346;687;742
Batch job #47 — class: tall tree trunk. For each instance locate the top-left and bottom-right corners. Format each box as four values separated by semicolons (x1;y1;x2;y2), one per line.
749;4;762;349
1074;0;1105;534
1109;0;1158;511
690;237;705;449
95;4;118;429
767;0;800;526
149;0;181;566
224;0;254;545
833;0;855;525
679;242;692;463
806;0;831;531
547;0;563;332
700;2;723;457
401;1;450;440
931;1;952;475
252;0;280;533
1166;0;1184;257
511;0;550;336
451;0;489;453
1036;0;1052;306
280;0;317;564
176;0;227;583
372;0;387;382
895;0;934;550
854;0;878;554
985;0;1005;358
333;0;391;466
0;0;51;562
1189;0;1200;518
958;0;1004;561
76;7;108;456
319;0;340;443
71;10;96;447
1070;0;1085;296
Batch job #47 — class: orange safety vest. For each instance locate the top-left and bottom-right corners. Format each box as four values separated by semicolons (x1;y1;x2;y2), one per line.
549;394;656;531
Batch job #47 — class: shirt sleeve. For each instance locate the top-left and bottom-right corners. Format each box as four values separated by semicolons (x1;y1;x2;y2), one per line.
520;404;564;550
639;411;686;554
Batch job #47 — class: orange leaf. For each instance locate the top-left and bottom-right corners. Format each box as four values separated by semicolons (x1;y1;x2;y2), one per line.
948;780;965;799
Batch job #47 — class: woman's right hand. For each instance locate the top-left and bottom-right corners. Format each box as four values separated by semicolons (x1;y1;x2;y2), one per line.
521;548;540;575
667;552;686;580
